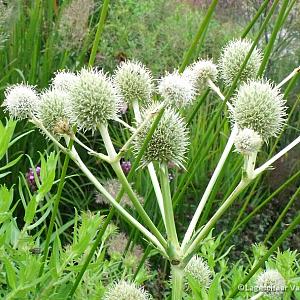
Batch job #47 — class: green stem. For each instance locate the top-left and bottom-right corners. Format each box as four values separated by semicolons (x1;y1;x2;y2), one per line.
171;266;184;300
88;0;110;66
38;138;73;277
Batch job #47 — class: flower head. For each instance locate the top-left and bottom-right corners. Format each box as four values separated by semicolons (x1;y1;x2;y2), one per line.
2;84;39;120
234;128;263;155
231;80;287;140
114;61;154;105
37;88;72;136
103;280;152;300
68;68;121;131
133;105;189;168
219;39;262;86
184;59;218;92
51;70;78;93
256;269;286;296
185;255;212;289
26;166;41;191
158;70;195;108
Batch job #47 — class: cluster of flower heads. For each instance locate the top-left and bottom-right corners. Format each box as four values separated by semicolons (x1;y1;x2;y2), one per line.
26;166;41;191
103;280;152;300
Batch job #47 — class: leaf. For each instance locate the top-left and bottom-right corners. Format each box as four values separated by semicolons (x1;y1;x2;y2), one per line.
2;257;17;290
0;119;16;161
0;154;23;171
24;196;37;224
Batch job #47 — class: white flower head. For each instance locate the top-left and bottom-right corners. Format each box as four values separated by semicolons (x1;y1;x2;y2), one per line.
256;269;286;296
231;79;287;140
114;60;154;105
103;280;152;300
234;128;263;155
184;59;218;92
51;70;79;93
2;84;39;120
219;38;262;86
158;70;196;108
184;255;212;289
68;68;121;131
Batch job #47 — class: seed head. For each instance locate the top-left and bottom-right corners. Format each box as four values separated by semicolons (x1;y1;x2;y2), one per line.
133;105;189;168
68;68;121;131
231;80;287;140
219;39;262;86
2;84;39;120
103;280;152;300
114;60;154;105
37;88;72;136
256;269;286;296
158;70;195;108
234;128;263;155
185;255;212;289
184;59;218;92
51;70;78;93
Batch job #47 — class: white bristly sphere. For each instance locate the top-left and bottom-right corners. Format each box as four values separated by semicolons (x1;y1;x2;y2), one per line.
256;269;286;296
51;70;79;93
234;128;263;155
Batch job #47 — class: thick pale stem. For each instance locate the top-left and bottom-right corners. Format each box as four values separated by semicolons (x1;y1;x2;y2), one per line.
171;266;184;300
181;126;238;249
250;292;264;300
277;66;300;89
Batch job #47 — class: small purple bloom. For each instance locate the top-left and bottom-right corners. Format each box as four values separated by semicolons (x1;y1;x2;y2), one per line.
26;166;41;191
121;160;131;175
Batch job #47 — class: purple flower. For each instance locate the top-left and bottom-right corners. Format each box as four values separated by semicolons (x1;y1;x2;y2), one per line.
26;166;41;191
121;160;131;175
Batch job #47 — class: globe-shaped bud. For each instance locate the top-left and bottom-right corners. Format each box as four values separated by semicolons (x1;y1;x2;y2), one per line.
184;59;218;91
231;80;287;140
2;84;39;120
51;70;78;93
256;269;285;296
184;255;212;289
37;88;72;136
114;61;153;105
103;280;152;300
133;105;189;168
68;68;121;131
234;128;262;155
219;39;262;86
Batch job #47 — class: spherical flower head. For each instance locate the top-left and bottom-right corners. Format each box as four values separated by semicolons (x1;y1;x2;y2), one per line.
2;84;39;120
234;128;263;155
133;105;189;168
256;269;286;296
231;80;287;140
219;39;262;86
51;70;79;93
107;232;128;260
185;255;212;289
114;60;154;105
37;88;72;136
158;71;196;108
103;280;152;300
183;59;218;92
68;68;121;131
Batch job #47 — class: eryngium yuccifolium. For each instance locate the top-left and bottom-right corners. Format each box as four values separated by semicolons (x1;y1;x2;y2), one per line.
37;88;72;136
234;128;263;155
256;269;286;296
51;70;78;93
133;106;189;168
114;61;154;105
103;281;152;300
2;84;39;120
231;80;287;140
183;59;218;92
184;255;212;289
158;71;195;108
219;39;262;86
68;68;121;131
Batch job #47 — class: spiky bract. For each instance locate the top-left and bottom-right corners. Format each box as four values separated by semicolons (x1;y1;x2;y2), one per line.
37;88;72;136
68;68;121;131
158;71;195;108
184;255;212;289
184;59;218;92
114;61;153;105
234;128;262;155
219;39;262;86
2;84;39;120
133;105;189;167
256;269;286;296
231;80;287;140
103;280;151;300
